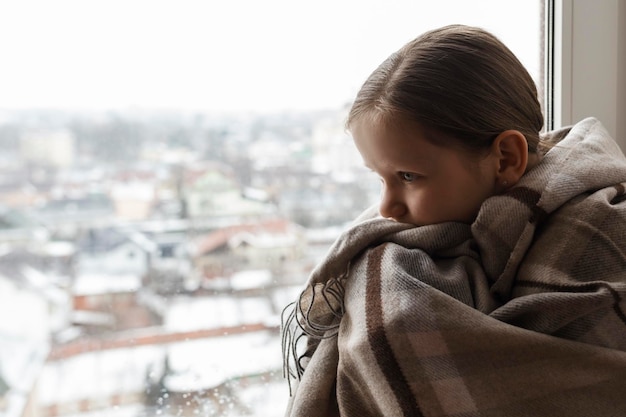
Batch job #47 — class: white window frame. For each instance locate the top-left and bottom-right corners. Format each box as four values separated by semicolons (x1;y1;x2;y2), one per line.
547;0;626;149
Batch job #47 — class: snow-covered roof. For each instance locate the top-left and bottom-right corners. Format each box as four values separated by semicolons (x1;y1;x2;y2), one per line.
191;218;302;256
73;272;142;296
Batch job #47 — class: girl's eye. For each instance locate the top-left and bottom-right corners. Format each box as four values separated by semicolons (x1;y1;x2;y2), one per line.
400;172;418;182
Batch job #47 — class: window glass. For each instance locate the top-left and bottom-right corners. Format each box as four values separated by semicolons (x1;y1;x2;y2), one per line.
0;1;542;416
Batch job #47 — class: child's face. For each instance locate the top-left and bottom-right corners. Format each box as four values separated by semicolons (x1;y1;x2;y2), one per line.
351;118;499;226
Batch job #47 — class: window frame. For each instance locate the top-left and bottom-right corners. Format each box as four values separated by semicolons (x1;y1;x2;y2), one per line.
546;0;626;149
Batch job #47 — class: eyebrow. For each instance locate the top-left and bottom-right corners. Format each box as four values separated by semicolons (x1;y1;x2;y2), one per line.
364;159;427;173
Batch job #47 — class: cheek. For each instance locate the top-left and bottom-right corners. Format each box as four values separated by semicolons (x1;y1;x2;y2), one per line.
435;172;486;209
454;175;495;214
405;188;443;215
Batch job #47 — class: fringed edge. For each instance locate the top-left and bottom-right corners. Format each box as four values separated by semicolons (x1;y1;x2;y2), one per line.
281;274;347;395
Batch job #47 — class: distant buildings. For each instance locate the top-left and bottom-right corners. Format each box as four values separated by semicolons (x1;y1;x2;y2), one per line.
0;205;49;245
189;218;307;288
182;161;275;220
0;243;74;417
20;130;76;169
0;107;378;416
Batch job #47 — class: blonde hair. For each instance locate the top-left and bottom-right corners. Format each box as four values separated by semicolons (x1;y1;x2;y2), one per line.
346;25;544;153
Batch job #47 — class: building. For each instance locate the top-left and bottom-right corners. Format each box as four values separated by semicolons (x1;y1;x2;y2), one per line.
20;130;76;169
182;162;274;220
190;218;305;283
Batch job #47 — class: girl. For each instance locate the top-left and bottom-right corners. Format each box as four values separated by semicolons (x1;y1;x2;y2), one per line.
282;25;626;417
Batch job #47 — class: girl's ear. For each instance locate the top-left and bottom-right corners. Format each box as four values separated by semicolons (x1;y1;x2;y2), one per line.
491;130;528;190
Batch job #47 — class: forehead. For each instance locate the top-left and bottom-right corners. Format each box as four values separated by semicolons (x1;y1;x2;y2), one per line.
350;116;485;172
351;117;432;162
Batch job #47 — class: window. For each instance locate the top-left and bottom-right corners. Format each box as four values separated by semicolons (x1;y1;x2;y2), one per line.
0;1;546;416
545;0;626;148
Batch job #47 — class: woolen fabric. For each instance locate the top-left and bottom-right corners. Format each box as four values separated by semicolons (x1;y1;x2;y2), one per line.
282;117;626;417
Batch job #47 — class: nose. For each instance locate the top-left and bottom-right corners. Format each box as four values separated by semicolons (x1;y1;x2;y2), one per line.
379;184;407;221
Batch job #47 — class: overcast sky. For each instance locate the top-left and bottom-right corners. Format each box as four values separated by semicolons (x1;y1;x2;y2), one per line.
0;0;541;113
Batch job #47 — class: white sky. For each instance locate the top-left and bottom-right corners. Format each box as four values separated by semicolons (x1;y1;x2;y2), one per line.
0;0;541;113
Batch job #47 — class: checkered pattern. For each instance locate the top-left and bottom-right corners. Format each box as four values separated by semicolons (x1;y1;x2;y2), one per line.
282;118;626;416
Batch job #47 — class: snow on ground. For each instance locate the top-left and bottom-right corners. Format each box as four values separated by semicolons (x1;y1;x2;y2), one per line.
37;329;289;416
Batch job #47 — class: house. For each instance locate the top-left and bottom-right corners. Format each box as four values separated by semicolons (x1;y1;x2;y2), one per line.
181;162;274;220
35;193;116;239
0;205;49;246
0;169;43;209
189;218;307;289
109;167;162;221
144;230;195;293
19;129;76;170
76;226;194;296
76;227;156;276
71;270;159;333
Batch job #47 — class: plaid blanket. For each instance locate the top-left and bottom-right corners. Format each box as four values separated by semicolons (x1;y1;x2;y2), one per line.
282;117;626;417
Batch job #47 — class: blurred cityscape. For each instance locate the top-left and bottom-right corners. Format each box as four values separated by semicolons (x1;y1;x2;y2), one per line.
0;106;379;417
